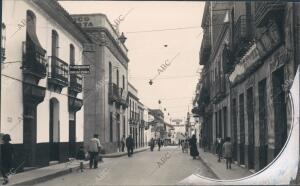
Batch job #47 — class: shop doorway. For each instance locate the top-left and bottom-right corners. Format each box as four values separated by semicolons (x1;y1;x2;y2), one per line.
272;67;287;156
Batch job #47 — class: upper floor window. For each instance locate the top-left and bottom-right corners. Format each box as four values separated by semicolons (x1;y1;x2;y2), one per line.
26;10;45;55
70;44;75;65
122;75;125;89
116;69;119;87
109;62;112;84
51;30;59;57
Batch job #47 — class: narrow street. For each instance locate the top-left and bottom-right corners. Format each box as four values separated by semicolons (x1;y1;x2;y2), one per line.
35;146;216;186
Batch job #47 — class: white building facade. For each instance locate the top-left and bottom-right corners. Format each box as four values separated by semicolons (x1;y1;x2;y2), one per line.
2;0;89;168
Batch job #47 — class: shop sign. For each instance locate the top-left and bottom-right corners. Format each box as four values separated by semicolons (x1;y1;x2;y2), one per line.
73;16;94;28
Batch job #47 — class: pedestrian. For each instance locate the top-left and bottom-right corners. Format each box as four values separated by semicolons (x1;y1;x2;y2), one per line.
126;134;134;157
222;137;233;169
150;138;155;151
216;135;222;162
121;135;126;152
76;146;86;172
203;136;207;152
1;134;14;185
189;135;199;160
157;138;161;151
87;134;102;169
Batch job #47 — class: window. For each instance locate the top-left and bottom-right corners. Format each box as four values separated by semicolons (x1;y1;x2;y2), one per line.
51;30;59;57
70;44;75;65
109;62;112;84
122;75;125;89
116;69;119;88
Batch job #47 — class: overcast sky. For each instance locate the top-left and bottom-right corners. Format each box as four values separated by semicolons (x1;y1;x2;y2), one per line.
59;1;205;121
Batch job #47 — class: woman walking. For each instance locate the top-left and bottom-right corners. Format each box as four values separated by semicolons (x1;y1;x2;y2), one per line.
189;135;199;160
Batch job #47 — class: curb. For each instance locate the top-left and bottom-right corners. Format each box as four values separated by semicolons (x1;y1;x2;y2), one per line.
197;154;220;180
10;148;149;186
101;147;149;158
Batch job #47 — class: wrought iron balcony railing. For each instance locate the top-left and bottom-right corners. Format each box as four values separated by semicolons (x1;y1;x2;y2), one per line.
48;56;69;86
22;42;47;79
69;74;82;93
255;2;286;27
1;47;5;61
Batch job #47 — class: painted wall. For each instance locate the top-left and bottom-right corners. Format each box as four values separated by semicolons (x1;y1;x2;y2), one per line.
2;0;84;144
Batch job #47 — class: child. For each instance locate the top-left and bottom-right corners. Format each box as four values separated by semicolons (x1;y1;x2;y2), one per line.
76;146;86;172
222;137;232;169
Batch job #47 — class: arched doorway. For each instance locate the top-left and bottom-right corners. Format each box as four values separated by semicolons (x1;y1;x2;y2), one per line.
49;98;60;161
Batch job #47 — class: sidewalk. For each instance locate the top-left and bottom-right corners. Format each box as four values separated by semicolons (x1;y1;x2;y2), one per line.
7;147;149;186
198;148;252;180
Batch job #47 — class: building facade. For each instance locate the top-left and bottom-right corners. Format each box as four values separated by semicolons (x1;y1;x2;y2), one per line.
72;14;129;153
2;0;89;168
194;2;299;172
128;83;145;149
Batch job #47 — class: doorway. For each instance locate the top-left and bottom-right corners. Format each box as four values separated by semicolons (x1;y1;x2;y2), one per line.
49;98;60;161
272;67;287;156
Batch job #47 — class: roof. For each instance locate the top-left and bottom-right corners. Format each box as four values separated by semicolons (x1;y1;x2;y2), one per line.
34;0;92;44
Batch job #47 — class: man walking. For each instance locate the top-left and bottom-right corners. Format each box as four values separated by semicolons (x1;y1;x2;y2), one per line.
126;134;134;157
222;137;233;169
157;138;161;151
88;134;102;169
216;135;222;162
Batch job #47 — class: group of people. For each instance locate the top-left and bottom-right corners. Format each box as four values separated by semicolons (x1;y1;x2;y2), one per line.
149;138;164;151
216;136;233;169
180;134;233;170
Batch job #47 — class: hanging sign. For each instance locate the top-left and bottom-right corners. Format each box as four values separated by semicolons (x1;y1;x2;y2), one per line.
69;65;90;74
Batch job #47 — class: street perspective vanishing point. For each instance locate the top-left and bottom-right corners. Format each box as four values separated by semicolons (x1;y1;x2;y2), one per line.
1;1;300;186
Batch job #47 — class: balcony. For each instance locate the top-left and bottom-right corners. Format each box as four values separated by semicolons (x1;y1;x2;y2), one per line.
22;42;47;80
69;74;82;93
1;47;5;61
23;83;46;105
255;2;286;27
109;83;120;103
199;31;211;65
109;83;128;108
233;15;252;57
118;87;128;108
68;96;83;112
48;56;69;90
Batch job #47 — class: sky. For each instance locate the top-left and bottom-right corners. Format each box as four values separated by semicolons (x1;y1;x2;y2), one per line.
59;1;205;121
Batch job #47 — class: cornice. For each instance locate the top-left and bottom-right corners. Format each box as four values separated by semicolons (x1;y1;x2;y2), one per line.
84;28;129;69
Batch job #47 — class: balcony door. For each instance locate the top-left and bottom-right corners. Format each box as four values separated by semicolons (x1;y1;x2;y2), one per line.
49;98;60;161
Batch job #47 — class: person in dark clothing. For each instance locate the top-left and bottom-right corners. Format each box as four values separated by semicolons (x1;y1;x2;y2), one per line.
1;134;14;185
126;135;134;157
216;135;222;162
76;146;85;172
189;135;199;160
157;138;161;151
150;138;155;151
121;135;126;152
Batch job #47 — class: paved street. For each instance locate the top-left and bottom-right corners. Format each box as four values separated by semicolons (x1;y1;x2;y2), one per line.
35;146;216;186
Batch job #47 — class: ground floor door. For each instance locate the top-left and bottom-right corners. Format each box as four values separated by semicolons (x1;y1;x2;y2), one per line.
49;98;60;161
